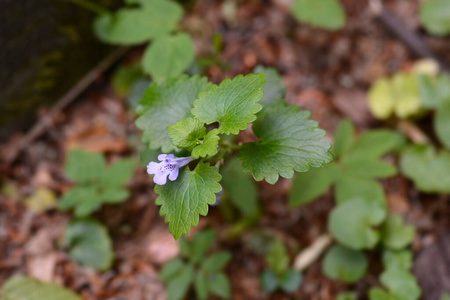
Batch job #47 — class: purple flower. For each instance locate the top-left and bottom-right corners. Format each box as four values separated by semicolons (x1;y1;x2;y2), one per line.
147;154;193;185
211;188;224;206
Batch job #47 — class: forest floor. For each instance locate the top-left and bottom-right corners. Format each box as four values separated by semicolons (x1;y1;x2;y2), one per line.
1;0;450;299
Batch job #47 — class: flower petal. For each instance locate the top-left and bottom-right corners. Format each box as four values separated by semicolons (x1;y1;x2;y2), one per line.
168;168;179;181
153;172;168;185
158;154;168;161
147;162;161;174
174;156;193;167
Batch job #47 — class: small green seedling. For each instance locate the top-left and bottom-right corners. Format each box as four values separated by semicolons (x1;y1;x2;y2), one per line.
159;230;232;300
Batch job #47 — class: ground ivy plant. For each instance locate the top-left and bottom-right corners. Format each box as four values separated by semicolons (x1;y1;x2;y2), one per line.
136;69;333;239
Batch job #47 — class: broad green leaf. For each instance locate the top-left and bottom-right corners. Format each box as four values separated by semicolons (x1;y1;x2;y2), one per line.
291;0;346;30
368;78;394;120
289;164;339;207
167;264;194;300
260;270;279;293
333;119;354;158
343;157;397;179
379;268;421;300
417;73;450;109
191;129;220;158
194;271;208;300
111;63;143;97
346;130;404;160
159;258;185;281
202;252;232;273
0;276;82;300
381;215;415;250
335;175;387;209
382;249;413;271
135;75;211;152
265;240;289;276
99;158;136;187
239;105;333;184
190;229;217;264
63;219;113;271
369;288;395;300
155;163;222;239
139;146;160;167
167;117;206;151
400;145;450;193
142;33;195;80
435;98;450;148
93;0;182;45
419;0;450;36
253;65;286;109
57;186;100;217
192;73;265;135
392;72;422;119
329;198;386;250
279;270;302;293
322;245;368;283
221;158;258;215
337;292;357;300
128;78;151;110
65;150;105;184
208;272;231;298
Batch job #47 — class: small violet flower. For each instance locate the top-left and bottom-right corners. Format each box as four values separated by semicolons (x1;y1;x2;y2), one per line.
147;154;193;185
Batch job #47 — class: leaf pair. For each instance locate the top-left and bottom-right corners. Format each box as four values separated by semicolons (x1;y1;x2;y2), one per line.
58;150;135;217
159;230;231;300
94;0;193;80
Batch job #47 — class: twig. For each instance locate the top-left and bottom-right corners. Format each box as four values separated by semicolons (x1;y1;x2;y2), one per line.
6;47;129;163
397;120;430;144
293;234;333;271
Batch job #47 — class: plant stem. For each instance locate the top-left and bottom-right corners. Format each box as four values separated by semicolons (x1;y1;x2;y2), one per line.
67;0;110;15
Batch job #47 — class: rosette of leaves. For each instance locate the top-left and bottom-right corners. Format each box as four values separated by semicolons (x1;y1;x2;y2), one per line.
58;149;136;217
93;0;194;80
0;276;82;300
260;240;302;293
159;230;231;300
135;70;332;239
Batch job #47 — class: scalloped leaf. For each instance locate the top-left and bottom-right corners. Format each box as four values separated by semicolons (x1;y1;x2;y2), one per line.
239;105;333;184
0;276;82;300
191;129;220;158
93;0;182;45
192;73;265;135
167;117;206;151
155;162;222;239
135;75;211;152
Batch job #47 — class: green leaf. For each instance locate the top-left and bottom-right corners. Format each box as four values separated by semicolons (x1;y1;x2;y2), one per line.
419;0;450;36
260;270;279;293
343;157;397;179
192;73;265;135
400;145;450;193
392;72;422;119
189;229;217;264
435;98;450;148
337;292;358;300
253;65;286;109
279;270;302;293
239;105;333;184
329;198;386;250
0;276;82;300
322;245;368;283
379;268;421;300
93;0;182;45
194;271;208;300
265;240;290;276
159;258;185;281
289;164;339;207
155;163;222;239
111;63;143;97
208;272;231;298
202;252;232;273
381;215;415;250
417;73;450;109
65;150;105;184
221;158;258;215
368;78;395;120
333;119;354;158
63;219;113;271
135;75;211;152
99;158;136;187
441;292;450;300
191;129;220;158
142;33;195;80
167;264;194;300
57;186;100;217
335;176;387;209
291;0;346;30
139;146;160;167
369;288;394;300
346;130;405;160
167;117;206;151
382;249;413;271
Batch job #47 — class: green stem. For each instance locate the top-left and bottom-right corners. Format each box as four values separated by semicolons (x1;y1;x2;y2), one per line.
67;0;110;15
